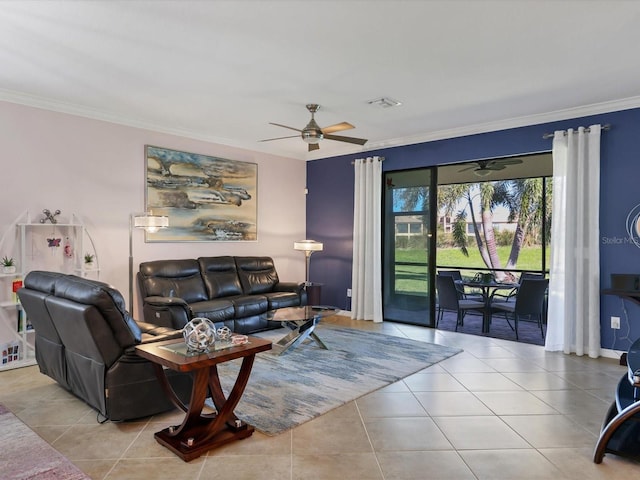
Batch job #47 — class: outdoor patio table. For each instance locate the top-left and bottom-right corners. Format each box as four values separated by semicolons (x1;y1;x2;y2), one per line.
457;279;518;333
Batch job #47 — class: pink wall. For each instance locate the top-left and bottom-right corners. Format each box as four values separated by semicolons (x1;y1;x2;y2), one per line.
0;100;307;315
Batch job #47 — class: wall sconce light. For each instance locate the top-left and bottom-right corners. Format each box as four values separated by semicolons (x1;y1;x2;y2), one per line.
294;239;323;285
128;212;169;314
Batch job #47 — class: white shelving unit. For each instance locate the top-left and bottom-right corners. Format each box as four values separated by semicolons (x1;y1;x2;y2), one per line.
0;210;99;370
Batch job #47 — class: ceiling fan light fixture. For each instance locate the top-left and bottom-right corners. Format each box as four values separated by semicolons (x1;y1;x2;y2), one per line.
302;130;323;144
474;168;493;177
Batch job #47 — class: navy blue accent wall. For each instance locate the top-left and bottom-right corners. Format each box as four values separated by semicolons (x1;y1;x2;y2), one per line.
307;107;640;352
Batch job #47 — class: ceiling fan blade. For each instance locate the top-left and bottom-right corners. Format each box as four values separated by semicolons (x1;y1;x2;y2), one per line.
308;143;320;152
258;135;299;142
458;165;477;172
269;122;302;132
495;158;523;165
486;165;506;171
324;134;368;145
321;122;354;134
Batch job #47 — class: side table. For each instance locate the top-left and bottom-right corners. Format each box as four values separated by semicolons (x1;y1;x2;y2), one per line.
135;337;272;462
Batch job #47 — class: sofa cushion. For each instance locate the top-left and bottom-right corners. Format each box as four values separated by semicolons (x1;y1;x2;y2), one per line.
23;270;65;293
198;256;243;298
139;259;208;303
52;275;141;346
229;295;269;318
262;291;301;310
235;256;279;294
189;299;236;322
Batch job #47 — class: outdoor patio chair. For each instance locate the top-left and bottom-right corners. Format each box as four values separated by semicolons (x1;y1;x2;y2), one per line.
436;274;485;330
491;277;549;340
437;269;483;301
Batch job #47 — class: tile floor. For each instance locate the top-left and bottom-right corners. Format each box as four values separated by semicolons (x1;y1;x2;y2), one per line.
1;316;639;479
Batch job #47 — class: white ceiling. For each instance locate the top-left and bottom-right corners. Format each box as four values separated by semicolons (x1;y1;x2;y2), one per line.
2;1;640;161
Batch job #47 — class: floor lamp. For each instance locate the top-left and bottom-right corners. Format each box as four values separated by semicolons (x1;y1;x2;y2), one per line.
294;239;323;286
128;212;169;315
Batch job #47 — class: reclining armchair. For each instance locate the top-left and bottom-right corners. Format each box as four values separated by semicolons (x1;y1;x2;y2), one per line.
18;271;192;421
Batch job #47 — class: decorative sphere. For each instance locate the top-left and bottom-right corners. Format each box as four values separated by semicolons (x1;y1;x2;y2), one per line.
183;317;216;352
216;326;232;343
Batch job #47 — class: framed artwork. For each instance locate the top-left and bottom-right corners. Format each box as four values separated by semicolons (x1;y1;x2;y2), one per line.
145;145;257;241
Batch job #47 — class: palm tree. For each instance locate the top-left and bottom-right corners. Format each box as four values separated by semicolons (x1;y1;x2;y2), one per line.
440;178;549;279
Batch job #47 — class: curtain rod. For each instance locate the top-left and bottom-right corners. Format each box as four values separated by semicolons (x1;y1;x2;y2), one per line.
351;156;385;165
542;124;610;139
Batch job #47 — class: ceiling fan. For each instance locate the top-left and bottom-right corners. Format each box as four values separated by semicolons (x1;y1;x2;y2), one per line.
260;104;368;152
458;158;523;177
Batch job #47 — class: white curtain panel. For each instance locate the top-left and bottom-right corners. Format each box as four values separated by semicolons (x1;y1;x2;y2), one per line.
546;125;601;357
351;157;383;322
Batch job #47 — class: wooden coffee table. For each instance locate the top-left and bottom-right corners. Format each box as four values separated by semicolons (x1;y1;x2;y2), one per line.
135;336;272;462
263;305;339;354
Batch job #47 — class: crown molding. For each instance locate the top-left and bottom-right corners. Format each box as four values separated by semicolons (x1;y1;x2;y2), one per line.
310;95;640;160
3;87;640;162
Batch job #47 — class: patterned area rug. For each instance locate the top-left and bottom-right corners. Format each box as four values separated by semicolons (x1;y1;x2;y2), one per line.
216;325;462;435
0;403;89;479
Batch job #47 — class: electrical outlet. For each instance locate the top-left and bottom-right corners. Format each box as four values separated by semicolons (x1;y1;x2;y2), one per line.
347;288;352;297
611;316;621;329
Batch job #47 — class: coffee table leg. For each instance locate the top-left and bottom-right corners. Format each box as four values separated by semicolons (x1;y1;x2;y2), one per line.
274;318;327;354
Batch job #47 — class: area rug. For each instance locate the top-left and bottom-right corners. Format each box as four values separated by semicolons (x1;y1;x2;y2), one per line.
0;403;90;480
216;325;462;435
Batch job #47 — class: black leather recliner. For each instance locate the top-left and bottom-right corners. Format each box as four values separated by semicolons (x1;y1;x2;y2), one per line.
138;256;306;333
18;271;192;421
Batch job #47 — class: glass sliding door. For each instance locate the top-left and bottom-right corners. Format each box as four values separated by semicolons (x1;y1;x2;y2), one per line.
383;168;436;326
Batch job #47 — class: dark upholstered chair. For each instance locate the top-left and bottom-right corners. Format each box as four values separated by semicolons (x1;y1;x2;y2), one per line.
436;274;485;330
491;278;549;340
437;270;483;301
18;271;192;421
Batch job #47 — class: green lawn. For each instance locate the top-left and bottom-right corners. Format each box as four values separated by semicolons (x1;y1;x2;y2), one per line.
394;246;548;294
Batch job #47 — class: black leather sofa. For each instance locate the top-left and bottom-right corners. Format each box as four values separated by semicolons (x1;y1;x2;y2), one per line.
138;256;306;333
18;271;192;421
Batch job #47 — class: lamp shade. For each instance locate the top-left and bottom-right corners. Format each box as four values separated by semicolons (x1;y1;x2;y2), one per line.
133;213;169;232
294;240;323;252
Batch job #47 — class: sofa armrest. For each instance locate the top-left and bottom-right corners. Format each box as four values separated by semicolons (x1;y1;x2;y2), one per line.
136;321;184;343
142;296;193;330
145;295;190;307
273;282;305;294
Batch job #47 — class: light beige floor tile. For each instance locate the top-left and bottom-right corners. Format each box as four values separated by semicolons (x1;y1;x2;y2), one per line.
555;371;622;390
474;390;560;415
461;344;521;359
293;453;383;480
414;391;494;416
481;357;546;372
460;448;567;479
501;414;597;448
104;458;205;480
402;372;467;391
454;372;524;391
292;414;372;455
52;422;145;460
357;391;428;418
208;430;292;456
377;450;476;479
16;397;94;425
502;371;575;390
433;416;530;450
531;389;609;415
200;454;291;480
438;353;496;374
72;459;118;480
377;380;411;393
540;447;640;480
364;416;453;451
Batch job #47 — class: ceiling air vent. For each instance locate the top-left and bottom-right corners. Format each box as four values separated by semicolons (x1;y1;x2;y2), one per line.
367;97;402;109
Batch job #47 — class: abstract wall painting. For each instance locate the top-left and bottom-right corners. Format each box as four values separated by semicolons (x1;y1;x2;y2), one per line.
145;145;257;242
